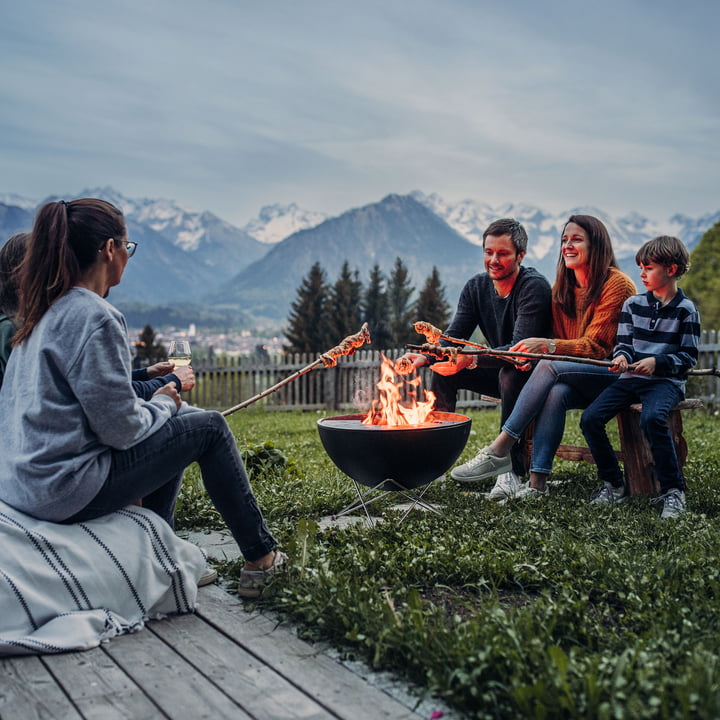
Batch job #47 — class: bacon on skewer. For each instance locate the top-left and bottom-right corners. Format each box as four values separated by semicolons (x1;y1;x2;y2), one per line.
320;322;372;367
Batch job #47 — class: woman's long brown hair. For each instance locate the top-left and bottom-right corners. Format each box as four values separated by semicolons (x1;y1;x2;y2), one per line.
552;214;618;318
14;198;125;344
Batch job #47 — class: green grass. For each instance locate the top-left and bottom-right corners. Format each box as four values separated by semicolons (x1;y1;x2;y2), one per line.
177;407;720;719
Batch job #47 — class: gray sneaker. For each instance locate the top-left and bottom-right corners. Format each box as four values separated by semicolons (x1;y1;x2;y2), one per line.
486;471;521;500
658;489;686;519
451;446;512;483
590;482;627;506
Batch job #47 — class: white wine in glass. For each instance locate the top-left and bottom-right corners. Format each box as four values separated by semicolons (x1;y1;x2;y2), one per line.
167;340;192;367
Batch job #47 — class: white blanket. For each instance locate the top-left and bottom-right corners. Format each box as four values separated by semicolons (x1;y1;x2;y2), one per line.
0;501;207;656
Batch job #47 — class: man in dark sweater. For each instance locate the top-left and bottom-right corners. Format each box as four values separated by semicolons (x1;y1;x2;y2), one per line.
401;218;552;497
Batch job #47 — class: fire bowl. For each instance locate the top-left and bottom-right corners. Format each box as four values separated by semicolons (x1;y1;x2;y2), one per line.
317;412;472;490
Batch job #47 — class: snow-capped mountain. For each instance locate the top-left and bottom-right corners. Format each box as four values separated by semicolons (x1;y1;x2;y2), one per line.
241;203;327;244
411;190;720;281
2;188;718;327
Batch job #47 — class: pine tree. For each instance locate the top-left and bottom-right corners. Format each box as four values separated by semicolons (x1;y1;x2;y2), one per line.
326;261;363;344
414;266;451;331
684;222;720;332
134;325;167;366
284;262;330;353
362;264;392;350
387;257;416;348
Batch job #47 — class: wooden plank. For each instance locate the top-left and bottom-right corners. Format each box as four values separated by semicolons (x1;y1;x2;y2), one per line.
102;624;252;720
40;647;162;720
149;611;335;720
0;656;82;720
194;585;423;720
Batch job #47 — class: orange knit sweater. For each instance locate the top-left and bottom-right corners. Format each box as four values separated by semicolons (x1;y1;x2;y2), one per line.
552;267;636;359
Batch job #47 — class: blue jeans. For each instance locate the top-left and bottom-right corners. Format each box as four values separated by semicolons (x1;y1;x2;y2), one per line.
580;378;684;493
501;360;618;475
66;409;277;562
432;358;531;475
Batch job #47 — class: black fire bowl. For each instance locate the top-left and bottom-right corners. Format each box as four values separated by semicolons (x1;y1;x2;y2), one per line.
317;412;472;490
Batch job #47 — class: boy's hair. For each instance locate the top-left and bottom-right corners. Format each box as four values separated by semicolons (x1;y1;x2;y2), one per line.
636;235;690;277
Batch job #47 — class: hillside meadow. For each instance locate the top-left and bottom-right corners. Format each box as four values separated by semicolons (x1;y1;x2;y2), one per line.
177;406;720;719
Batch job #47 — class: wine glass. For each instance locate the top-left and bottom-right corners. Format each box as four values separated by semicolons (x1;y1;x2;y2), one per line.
167;340;192;367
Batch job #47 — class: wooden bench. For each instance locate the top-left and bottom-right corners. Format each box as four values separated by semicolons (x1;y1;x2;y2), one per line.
553;398;704;496
479;396;704;496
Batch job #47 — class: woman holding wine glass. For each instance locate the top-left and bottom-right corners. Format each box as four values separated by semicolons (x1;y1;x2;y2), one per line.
0;198;284;598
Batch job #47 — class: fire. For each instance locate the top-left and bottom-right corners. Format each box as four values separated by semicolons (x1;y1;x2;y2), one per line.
362;354;436;426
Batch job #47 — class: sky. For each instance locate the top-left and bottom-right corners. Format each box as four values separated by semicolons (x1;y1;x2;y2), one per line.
1;0;718;227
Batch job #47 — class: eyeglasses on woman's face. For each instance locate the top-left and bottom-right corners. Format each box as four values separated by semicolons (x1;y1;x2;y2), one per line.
99;238;137;258
122;240;138;258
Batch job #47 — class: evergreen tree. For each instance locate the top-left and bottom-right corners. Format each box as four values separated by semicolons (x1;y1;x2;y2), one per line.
284;262;330;353
414;266;451;331
387;257;416;348
134;325;167;366
362;263;392;350
684;222;720;332
326;261;363;344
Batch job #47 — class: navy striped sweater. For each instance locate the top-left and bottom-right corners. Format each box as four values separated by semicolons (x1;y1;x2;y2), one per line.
614;288;700;390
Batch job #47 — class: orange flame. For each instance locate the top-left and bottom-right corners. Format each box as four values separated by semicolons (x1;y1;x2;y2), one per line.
362;354;436;426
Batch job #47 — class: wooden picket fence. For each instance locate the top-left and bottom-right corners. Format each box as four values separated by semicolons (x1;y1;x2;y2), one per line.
184;330;720;414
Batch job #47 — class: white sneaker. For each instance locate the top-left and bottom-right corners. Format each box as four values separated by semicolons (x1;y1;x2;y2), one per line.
450;446;512;483
486;471;521;500
503;482;547;502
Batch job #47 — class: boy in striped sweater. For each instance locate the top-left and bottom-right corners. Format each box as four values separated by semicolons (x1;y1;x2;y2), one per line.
580;236;700;518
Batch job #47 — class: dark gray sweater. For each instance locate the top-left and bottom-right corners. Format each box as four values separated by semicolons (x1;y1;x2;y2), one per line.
445;265;552;350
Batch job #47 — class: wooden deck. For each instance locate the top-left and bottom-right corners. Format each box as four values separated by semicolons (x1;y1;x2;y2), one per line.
0;584;428;720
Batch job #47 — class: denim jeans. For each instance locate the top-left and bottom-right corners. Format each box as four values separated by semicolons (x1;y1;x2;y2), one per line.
501;360;618;475
66;409;277;562
432;358;531;475
580;377;684;493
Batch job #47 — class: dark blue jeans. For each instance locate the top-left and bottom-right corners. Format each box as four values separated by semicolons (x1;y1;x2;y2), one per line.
580;378;685;493
431;359;531;475
66;409;277;562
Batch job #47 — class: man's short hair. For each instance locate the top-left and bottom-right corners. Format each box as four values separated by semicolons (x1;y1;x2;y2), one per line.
636;235;690;277
483;218;528;255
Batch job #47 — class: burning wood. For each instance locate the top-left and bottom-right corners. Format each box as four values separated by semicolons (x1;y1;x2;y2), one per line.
363;354;436;426
320;322;371;367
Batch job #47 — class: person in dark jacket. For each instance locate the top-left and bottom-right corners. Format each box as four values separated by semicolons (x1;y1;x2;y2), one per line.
399;218;552;495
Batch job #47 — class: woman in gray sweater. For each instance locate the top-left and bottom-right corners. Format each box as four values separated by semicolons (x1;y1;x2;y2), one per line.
0;198;284;597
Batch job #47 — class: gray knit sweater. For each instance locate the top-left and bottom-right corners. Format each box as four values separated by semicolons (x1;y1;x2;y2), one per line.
0;287;177;521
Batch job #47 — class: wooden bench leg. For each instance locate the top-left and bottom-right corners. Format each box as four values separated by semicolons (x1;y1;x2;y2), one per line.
617;408;688;497
616;410;657;496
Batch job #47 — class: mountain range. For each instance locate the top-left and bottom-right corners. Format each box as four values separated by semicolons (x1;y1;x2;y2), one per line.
1;188;718;331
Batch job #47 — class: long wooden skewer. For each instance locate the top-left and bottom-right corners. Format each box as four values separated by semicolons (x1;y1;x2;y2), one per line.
405;342;720;376
221;323;371;416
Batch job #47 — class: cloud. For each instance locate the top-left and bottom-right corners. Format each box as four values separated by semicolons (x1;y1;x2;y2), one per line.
1;0;718;224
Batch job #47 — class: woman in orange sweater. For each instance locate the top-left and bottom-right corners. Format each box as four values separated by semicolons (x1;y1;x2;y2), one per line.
451;215;636;498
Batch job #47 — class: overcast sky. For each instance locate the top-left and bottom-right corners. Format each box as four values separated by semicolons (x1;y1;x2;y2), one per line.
1;0;718;226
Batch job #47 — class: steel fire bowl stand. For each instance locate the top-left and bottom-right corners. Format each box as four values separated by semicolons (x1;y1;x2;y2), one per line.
317;413;472;526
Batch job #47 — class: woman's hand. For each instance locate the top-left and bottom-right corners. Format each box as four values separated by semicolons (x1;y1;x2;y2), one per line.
510;338;553;354
154;383;182;409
